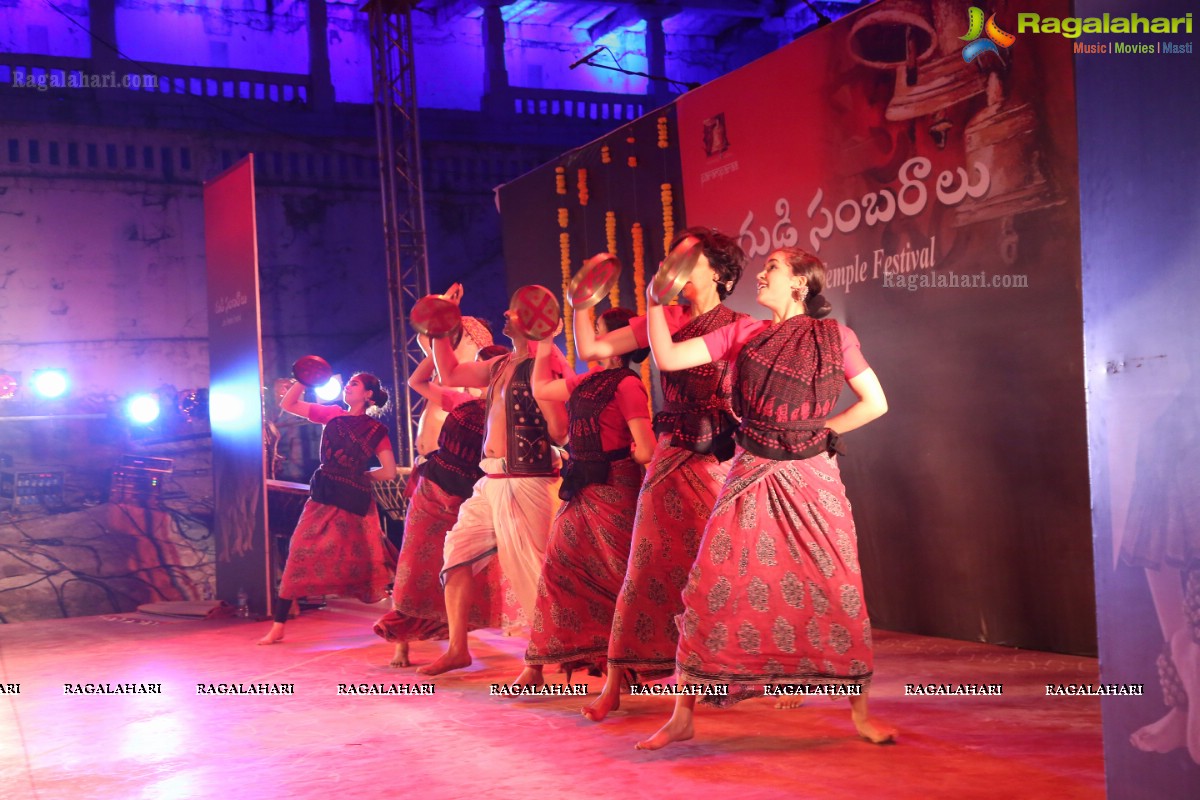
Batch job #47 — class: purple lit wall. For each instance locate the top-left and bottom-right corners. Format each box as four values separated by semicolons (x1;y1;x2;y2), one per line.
0;4;91;56
327;1;372;104
114;0;310;73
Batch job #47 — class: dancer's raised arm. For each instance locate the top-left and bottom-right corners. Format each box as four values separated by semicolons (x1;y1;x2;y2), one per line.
645;291;712;372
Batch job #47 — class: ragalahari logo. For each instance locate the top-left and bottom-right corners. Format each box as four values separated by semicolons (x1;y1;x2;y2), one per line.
961;7;1016;63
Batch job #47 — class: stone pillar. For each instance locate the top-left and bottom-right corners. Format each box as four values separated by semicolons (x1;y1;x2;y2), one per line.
638;5;676;98
308;0;335;109
89;0;120;74
482;0;510;96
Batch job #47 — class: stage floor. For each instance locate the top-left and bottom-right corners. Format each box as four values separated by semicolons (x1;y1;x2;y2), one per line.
0;600;1104;800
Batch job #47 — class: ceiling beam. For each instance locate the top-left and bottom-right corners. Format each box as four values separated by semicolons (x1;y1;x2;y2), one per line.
418;0;866;28
587;7;646;40
420;0;485;27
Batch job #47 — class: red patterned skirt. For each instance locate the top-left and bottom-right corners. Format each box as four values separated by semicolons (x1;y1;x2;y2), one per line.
277;499;393;604
524;458;643;669
675;448;873;705
607;438;732;680
373;477;516;642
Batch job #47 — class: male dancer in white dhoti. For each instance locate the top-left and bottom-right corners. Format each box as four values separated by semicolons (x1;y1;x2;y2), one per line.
417;287;568;676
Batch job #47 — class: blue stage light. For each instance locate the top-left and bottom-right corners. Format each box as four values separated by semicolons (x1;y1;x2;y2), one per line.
32;369;69;399
127;394;162;425
315;375;343;402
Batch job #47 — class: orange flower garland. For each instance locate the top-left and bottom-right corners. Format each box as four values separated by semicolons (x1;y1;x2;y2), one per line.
657;115;669;149
555;166;566;195
605;211;620;308
627;134;637;168
661;183;675;255
577;168;589;206
631;222;651;392
559;231;575;368
558;207;568;229
601;145;611;164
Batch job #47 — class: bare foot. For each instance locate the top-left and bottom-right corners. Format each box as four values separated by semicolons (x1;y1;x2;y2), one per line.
388;642;411;668
1170;629;1200;763
1131;708;1186;753
852;711;898;744
635;714;694;751
774;695;806;710
510;665;545;689
256;623;285;645
583;668;629;722
416;648;472;676
583;690;621;722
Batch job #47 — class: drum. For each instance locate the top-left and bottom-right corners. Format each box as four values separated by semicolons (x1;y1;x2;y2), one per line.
292;355;332;387
410;295;463;339
567;253;621;310
509;285;561;341
649;235;703;305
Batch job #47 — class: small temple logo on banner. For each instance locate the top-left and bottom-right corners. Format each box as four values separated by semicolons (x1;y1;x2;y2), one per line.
703;114;730;157
960;7;1016;65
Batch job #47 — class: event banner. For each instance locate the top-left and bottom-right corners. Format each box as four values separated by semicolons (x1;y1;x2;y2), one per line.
204;155;272;616
676;0;1094;655
498;107;685;393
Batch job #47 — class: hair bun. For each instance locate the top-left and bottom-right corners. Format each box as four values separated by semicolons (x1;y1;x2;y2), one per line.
806;293;832;319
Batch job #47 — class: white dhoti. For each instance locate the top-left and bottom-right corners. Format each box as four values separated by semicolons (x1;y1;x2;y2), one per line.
441;457;561;620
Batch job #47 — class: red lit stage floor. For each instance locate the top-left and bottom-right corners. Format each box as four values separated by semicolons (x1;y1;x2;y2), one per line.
0;600;1103;800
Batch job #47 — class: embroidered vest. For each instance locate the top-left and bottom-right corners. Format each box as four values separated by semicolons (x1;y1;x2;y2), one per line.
559;367;637;501
310;414;387;515
486;354;555;475
655;304;745;460
733;316;845;461
424;398;486;499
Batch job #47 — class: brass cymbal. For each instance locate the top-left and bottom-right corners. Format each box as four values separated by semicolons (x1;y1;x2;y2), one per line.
510;285;561;341
567;253;621;310
410;295;463;339
292;355;332;387
649;235;703;304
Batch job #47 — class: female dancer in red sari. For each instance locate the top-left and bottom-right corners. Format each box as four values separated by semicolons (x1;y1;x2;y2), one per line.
258;373;396;645
373;341;516;667
511;308;656;687
636;247;894;748
576;228;748;720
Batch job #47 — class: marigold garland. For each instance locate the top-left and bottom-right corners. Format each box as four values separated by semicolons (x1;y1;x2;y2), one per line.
631;222;651;393
601;145;611;164
555;166;566;195
661;182;675;255
577;169;589;206
560;231;575;367
657;115;669;149
605;211;620;308
558;207;568;229
627;135;637;168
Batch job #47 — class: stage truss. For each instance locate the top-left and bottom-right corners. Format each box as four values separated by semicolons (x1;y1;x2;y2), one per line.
366;0;431;468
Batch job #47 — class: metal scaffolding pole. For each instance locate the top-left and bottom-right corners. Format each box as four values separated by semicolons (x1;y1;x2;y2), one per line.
365;0;431;468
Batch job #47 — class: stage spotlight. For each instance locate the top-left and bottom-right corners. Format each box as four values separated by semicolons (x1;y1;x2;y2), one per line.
315;375;343;402
126;394;162;425
32;369;69;399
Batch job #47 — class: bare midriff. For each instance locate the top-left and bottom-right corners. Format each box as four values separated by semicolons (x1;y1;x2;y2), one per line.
482;358;520;460
415;406;448;457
